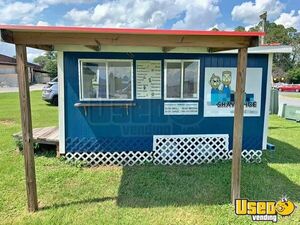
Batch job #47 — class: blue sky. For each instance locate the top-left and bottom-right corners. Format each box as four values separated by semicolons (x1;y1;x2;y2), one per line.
0;0;299;61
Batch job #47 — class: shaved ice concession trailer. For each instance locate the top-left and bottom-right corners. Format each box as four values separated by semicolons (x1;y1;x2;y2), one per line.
0;26;291;167
53;32;288;166
1;25;292;211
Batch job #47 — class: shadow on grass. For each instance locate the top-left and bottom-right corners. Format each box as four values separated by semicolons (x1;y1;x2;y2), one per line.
41;137;300;210
269;126;300;130
266;137;300;164
35;144;57;158
46;103;58;107
16;144;57;158
116;137;300;207
40;197;116;211
116;162;300;207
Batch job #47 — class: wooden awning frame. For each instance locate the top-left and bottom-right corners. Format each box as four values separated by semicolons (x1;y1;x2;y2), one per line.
1;25;263;52
0;25;263;212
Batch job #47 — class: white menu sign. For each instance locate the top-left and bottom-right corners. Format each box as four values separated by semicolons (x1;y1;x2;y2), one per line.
136;60;161;99
164;102;199;115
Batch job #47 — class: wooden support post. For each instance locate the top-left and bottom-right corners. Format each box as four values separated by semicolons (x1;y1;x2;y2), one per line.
231;48;248;204
56;144;60;158
16;44;38;212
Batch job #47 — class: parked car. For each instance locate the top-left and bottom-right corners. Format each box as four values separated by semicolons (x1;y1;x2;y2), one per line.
272;82;287;89
42;77;58;105
277;84;300;92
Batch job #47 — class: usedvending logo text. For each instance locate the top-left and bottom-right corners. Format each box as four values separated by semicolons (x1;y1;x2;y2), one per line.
235;198;296;222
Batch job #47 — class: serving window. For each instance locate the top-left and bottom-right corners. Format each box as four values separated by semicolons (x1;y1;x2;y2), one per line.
164;60;200;100
79;59;133;101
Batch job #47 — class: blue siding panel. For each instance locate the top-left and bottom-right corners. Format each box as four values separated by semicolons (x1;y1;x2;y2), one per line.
64;52;268;153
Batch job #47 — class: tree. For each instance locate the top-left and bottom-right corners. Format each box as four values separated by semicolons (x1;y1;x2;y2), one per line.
287;65;300;83
211;27;219;31
234;26;245;32
34;51;57;78
246;21;300;80
264;23;300;75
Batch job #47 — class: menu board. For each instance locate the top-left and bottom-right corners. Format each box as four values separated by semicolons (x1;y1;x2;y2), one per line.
164;102;199;115
136;60;161;99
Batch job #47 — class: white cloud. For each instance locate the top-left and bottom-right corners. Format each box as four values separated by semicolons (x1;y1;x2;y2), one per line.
244;23;257;31
172;0;220;29
0;43;45;63
231;0;285;24
27;48;46;63
0;0;93;24
38;0;94;5
65;0;221;29
208;23;234;31
36;20;50;26
0;1;47;24
275;10;300;30
0;42;15;58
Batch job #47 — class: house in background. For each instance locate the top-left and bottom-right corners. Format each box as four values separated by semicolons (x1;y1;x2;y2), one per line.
0;54;50;87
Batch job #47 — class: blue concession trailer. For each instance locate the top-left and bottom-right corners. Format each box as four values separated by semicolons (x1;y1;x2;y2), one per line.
0;25;291;166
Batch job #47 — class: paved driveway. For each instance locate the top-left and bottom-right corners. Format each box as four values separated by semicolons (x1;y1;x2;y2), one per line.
0;84;45;93
278;92;300;116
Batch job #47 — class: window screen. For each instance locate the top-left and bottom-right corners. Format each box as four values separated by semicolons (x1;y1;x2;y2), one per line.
80;60;133;100
166;62;181;98
165;60;199;100
108;61;132;99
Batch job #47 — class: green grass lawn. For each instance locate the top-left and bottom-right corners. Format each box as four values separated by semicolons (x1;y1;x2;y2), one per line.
0;91;300;225
280;92;300;99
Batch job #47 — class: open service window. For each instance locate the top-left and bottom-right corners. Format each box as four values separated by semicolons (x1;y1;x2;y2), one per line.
79;59;134;101
164;60;200;100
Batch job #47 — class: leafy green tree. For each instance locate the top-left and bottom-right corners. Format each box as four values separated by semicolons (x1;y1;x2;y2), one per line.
234;26;245;32
34;51;57;78
264;23;300;76
287;65;300;83
243;21;299;80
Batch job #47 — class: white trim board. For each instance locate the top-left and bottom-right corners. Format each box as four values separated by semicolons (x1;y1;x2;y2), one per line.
57;51;65;154
54;45;292;54
54;45;208;53
262;53;273;150
220;45;292;54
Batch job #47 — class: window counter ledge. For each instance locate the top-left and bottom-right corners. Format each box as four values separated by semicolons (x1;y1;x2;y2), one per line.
74;102;136;116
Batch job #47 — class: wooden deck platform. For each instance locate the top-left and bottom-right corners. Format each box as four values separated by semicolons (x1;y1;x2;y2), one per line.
13;126;59;155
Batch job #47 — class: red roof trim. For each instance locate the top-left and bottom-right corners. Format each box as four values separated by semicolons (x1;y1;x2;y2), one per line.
0;25;265;37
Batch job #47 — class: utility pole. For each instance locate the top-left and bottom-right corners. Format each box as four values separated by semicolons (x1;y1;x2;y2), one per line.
259;11;267;45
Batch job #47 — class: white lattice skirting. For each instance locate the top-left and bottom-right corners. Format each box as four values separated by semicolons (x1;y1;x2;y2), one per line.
64;134;263;166
65;151;152;166
228;149;262;163
153;134;229;165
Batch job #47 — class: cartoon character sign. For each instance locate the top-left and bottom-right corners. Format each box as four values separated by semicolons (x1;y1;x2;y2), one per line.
209;72;233;105
204;67;262;117
208;70;255;106
222;71;232;102
209;74;221;105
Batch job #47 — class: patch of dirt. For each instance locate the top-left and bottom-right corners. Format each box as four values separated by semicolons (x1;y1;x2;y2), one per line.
0;119;16;127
